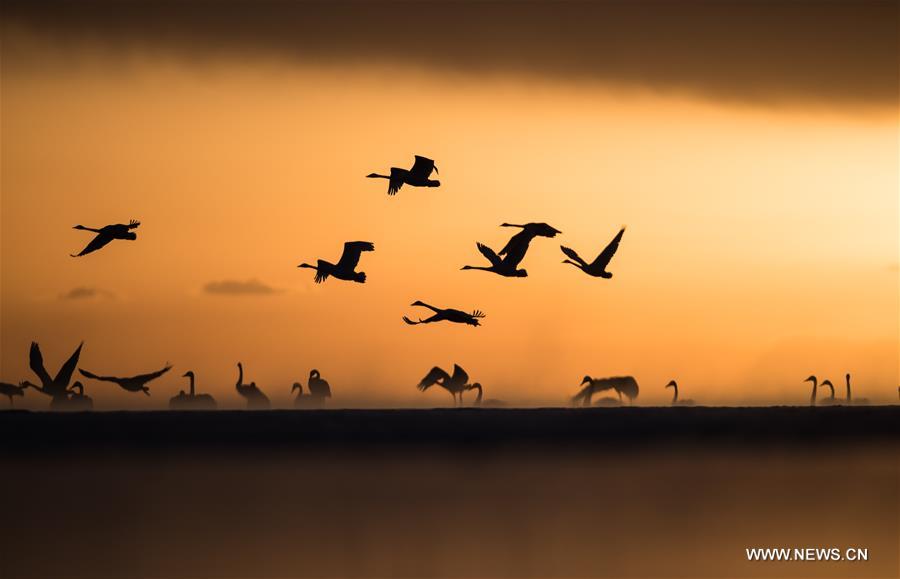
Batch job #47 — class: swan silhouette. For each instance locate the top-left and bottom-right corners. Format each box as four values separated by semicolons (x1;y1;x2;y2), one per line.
418;364;473;406
65;381;94;410
79;364;172;396
465;383;505;407
367;155;440;196
298;241;375;284
20;342;83;406
844;374;869;405
573;375;639;406
561;227;626;278
169;371;218;410
403;301;486;327
0;382;26;407
71;220;140;257
804;375;818;406
292;369;332;408
818;380;840;405
665;380;695;406
462;222;561;277
235;363;270;409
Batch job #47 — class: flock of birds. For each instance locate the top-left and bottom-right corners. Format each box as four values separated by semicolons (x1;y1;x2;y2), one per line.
2;154;891;410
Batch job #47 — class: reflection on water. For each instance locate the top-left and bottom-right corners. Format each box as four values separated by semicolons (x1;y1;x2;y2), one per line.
1;446;897;578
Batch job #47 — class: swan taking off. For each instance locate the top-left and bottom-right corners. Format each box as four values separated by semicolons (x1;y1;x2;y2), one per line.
573;375;639;406
20;341;84;407
403;301;486;327
561;227;626;278
78;364;172;396
462;222;561;278
418;364;474;406
298;241;375;284
665;380;695;406
71;220;140;257
367;155;440;196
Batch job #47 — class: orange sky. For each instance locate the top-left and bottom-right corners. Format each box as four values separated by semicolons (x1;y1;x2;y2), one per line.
1;29;897;408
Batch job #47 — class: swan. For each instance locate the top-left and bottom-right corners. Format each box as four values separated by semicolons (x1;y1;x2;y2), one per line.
78;364;172;396
665;380;695;406
71;220;140;257
418;364;473;406
367;155;440;196
235;363;270;409
573;375;639;406
298;241;375;284
403;301;485;327
461;222;560;278
20;341;83;406
844;374;869;405
63;381;94;410
817;380;840;405
464;383;506;407
561;227;625;278
0;382;26;407
804;375;818;406
169;371;217;410
292;369;332;407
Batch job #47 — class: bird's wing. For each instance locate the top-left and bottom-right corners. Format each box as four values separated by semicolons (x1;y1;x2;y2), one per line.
309;379;331;397
314;259;330;284
71;233;114;257
336;241;375;270
418;367;450;390
29;342;52;386
532;223;562;238
451;364;469;386
476;242;502;267
129;365;173;384
560;245;588;267
388;168;404;195
127;220;141;230
592;227;626;268
498;229;530;256
78;368;118;382
53;342;84;386
410;155;437;179
498;234;532;267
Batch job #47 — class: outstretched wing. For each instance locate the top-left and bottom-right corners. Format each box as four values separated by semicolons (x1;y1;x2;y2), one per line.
498;229;531;256
127;220;141;230
29;342;52;386
129;365;173;384
71;233;114;257
387;168;405;196
498;233;532;267
314;259;330;284
410;155;437;179
475;242;502;267
560;245;588;267
451;364;469;386
592;227;625;269
336;241;375;271
78;368;118;383
54;342;84;387
418;366;450;391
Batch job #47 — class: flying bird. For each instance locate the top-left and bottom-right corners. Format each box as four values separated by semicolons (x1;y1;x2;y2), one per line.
169;371;217;410
367;155;440;195
462;222;561;277
71;220;141;257
665;380;695;406
235;362;270;409
0;382;27;407
20;342;84;405
79;364;172;396
417;364;474;406
298;241;375;284
403;301;486;327
561;227;625;278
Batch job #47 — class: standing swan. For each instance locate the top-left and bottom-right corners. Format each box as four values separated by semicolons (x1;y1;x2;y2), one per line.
65;382;94;410
292;369;332;407
169;371;218;410
665;380;695;406
367;155;440;196
235;363;270;409
844;373;869;405
818;380;839;405
804;375;818;406
465;383;506;407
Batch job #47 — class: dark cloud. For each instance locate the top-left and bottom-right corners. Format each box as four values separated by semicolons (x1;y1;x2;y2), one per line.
61;286;114;300
204;279;278;296
2;0;896;108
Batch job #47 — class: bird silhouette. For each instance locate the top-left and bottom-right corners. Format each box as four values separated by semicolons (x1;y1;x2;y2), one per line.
844;373;869;405
561;227;626;278
292;369;332;408
298;241;375;284
462;222;561;277
592;396;623;407
367;155;440;196
70;220;140;257
0;382;27;407
573;375;639;406
20;342;83;406
665;380;695;406
418;364;473;406
64;381;94;410
403;301;486;327
79;364;172;396
818;380;840;405
464;382;505;407
235;363;270;409
804;375;819;406
169;371;217;410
